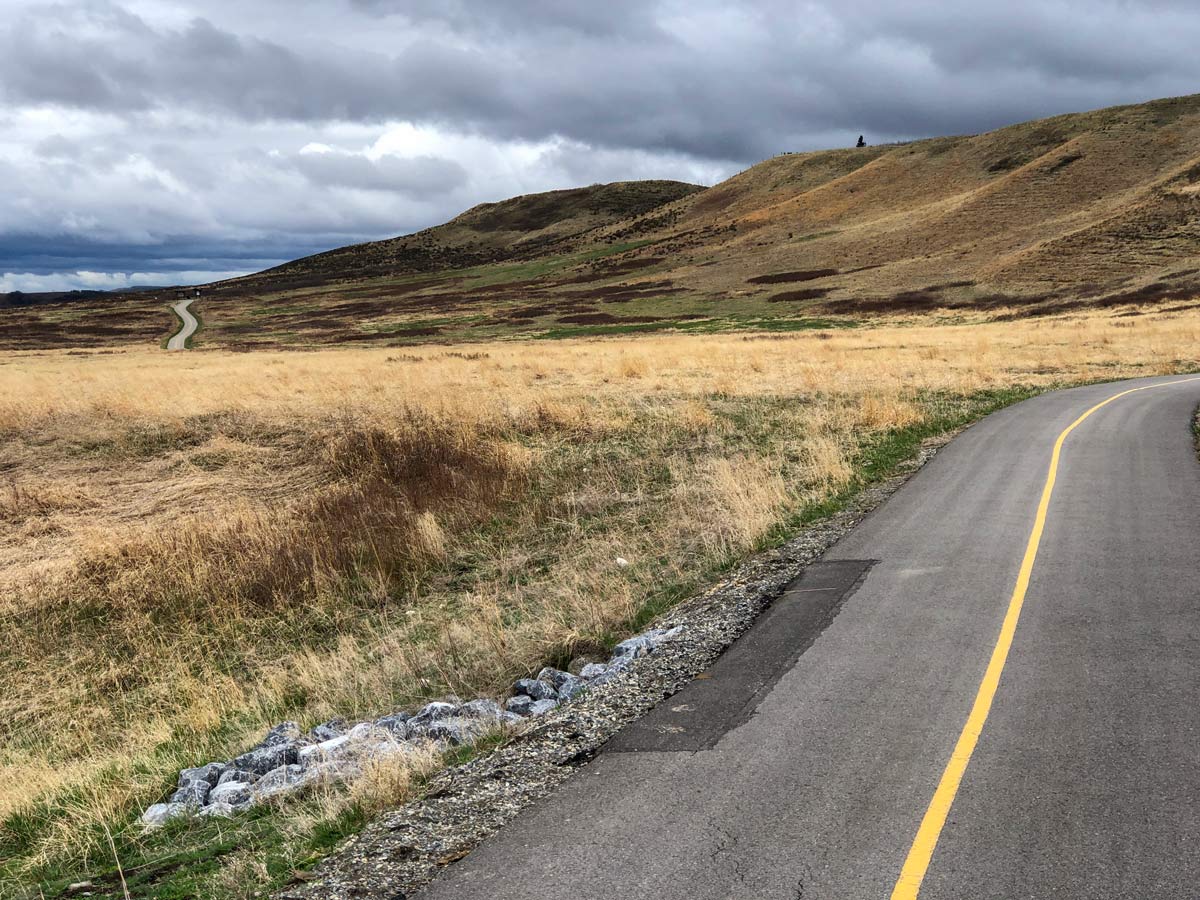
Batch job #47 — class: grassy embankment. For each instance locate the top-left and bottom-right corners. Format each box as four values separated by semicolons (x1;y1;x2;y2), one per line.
2;309;1198;897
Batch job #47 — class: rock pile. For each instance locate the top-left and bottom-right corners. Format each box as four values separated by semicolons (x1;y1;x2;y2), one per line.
141;625;683;828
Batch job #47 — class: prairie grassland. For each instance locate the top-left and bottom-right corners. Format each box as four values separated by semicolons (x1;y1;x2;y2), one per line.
2;308;1198;895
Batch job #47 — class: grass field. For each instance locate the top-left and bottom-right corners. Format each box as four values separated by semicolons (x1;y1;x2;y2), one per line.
2;306;1198;897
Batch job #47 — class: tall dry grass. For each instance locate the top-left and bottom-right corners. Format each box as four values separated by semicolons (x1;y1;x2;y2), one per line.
1;308;1198;883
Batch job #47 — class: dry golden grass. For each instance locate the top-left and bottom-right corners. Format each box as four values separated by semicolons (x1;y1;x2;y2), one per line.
2;307;1198;883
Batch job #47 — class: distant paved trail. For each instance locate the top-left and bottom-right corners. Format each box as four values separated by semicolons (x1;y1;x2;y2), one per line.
167;297;197;350
417;374;1200;900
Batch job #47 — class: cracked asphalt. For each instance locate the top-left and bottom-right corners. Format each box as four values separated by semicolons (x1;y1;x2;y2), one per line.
414;375;1200;900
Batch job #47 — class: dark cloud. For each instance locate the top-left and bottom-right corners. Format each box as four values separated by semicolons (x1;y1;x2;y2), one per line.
0;232;329;276
2;0;1200;288
6;0;1199;158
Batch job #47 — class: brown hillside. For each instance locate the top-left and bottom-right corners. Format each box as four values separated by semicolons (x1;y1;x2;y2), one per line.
234;180;706;287
7;94;1200;350
584;93;1200;311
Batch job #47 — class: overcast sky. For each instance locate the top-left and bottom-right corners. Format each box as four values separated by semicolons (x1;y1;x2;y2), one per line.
2;0;1198;292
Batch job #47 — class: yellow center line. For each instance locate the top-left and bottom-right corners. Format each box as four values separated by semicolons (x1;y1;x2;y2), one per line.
890;376;1200;900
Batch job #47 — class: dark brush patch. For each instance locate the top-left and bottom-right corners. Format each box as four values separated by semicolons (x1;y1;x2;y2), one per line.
464;279;549;295
601;257;665;273
330;331;401;342
387;326;444;338
823;287;1052;315
986;156;1022;173
1098;282;1199;306
688;185;739;217
554;313;663;325
747;269;839;285
280;300;400;323
985;285;1196;321
559;280;676;298
769;288;829;302
508;304;576;318
1042;153;1085;174
974;293;1053;308
562;286;688;303
561;258;665;284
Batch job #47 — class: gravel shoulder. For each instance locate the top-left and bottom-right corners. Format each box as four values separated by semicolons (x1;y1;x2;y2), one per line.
275;432;956;900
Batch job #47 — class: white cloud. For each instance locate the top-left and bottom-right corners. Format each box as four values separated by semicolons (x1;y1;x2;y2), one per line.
0;269;251;292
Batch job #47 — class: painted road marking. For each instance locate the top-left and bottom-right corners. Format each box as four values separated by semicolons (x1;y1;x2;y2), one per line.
890;377;1200;900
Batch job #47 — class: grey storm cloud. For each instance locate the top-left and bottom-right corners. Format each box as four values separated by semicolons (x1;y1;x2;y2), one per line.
286;150;469;196
3;0;1200;289
351;0;662;37
5;0;1200;158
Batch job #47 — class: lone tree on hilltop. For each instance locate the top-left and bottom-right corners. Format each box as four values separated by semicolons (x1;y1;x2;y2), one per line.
856;135;866;148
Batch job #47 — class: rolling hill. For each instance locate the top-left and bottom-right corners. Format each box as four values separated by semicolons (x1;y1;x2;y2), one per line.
6;93;1200;349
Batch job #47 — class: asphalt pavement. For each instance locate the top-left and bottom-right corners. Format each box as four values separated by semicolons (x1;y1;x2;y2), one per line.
418;375;1200;900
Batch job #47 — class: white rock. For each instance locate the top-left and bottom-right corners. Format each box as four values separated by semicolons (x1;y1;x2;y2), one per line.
374;713;410;738
505;694;535;716
409;701;459;727
217;767;256;787
252;764;307;801
141;802;189;829
512;678;556;701
298;733;352;763
580;662;610;680
209;780;252;806
612;625;684;660
198;801;237;818
557;676;587;701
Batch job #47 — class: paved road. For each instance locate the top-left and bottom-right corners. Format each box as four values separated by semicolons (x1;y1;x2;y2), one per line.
166;297;197;350
419;375;1200;900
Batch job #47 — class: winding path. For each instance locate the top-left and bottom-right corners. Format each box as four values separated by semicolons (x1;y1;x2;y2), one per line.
167;297;198;350
417;374;1200;900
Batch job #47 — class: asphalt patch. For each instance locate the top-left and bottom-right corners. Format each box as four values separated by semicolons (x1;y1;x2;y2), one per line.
606;558;874;753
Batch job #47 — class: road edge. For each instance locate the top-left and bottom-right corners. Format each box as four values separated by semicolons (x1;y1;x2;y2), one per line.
275;429;960;900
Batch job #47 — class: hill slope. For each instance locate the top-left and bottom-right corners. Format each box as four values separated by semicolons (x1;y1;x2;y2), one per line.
6;93;1200;349
231;180;706;289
